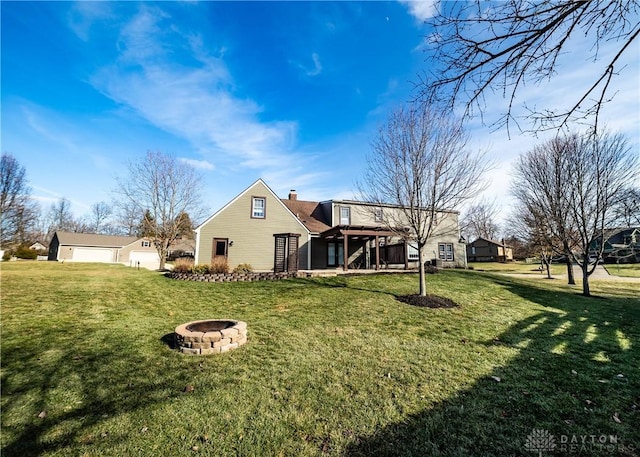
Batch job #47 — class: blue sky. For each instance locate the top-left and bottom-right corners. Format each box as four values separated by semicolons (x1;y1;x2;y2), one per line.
2;1;638;226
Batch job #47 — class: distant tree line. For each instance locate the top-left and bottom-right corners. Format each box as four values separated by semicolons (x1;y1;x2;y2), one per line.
0;152;202;266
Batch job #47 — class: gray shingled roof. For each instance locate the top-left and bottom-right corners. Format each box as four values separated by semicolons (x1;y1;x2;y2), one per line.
54;231;139;248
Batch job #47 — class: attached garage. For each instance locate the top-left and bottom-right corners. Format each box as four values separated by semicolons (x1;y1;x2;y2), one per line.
72;247;114;263
48;232;164;269
128;251;160;268
49;232;146;265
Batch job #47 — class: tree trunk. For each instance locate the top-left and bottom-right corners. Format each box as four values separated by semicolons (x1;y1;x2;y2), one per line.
157;241;168;270
565;257;575;285
418;245;427;296
581;263;591;297
563;242;575;285
540;252;552;279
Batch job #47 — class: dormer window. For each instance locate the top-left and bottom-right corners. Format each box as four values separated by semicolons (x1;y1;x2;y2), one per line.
252;197;266;219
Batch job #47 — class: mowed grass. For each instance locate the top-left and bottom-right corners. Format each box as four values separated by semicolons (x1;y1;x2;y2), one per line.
603;263;640;278
1;263;638;457
470;261;566;276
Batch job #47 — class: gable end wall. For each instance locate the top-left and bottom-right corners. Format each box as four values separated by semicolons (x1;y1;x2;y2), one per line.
197;181;308;270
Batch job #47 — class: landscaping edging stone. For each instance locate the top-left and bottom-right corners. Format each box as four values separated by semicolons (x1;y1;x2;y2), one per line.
175;319;247;355
166;271;300;282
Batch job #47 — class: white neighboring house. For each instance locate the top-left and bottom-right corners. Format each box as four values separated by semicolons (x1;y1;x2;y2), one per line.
29;241;48;251
48;231;161;269
29;241;49;260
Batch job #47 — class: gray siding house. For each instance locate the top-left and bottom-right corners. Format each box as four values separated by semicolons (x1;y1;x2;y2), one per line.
48;232;160;267
195;179;466;271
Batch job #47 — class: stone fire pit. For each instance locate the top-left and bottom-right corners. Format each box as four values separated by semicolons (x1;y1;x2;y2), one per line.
175;319;247;355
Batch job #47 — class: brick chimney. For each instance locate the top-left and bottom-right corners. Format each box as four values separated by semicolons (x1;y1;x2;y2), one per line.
288;190;297;200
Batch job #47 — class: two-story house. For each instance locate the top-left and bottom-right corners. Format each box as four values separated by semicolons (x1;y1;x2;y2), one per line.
194;179;466;271
466;237;513;263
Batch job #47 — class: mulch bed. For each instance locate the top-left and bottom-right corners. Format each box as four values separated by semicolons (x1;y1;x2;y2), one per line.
396;294;460;308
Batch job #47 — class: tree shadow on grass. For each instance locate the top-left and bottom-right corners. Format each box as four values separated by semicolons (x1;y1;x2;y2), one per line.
344;274;640;456
0;328;192;457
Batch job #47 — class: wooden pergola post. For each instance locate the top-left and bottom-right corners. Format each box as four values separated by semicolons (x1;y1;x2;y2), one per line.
404;239;409;270
342;232;349;271
320;226;398;272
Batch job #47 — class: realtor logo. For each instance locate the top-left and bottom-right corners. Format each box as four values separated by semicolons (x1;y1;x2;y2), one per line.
525;429;556;456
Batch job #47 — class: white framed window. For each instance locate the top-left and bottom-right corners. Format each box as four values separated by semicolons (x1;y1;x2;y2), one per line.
438;243;454;261
407;243;419;261
142;240;151;247
340;206;350;225
252;197;266;219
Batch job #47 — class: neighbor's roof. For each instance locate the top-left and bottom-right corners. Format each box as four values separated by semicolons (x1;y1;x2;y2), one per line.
281;199;331;234
471;237;512;248
53;231;140;248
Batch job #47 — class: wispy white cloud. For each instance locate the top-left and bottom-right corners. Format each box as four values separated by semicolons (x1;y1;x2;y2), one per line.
67;2;114;41
88;5;303;174
23;106;79;154
291;52;323;77
31;186;90;212
22;104;113;171
399;0;438;23
306;53;323;77
179;157;215;170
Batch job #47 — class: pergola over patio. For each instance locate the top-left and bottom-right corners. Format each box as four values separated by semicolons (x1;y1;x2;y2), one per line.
320;225;409;271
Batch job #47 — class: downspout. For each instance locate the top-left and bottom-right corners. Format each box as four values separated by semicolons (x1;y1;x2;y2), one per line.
194;228;201;264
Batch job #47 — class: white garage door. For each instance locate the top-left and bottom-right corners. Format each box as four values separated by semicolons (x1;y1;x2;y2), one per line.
72;248;113;262
129;251;160;267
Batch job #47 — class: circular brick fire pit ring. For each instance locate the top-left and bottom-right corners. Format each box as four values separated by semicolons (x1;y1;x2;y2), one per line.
175;319;247;355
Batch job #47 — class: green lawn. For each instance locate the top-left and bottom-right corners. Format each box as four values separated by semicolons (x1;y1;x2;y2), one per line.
469;261;566;276
1;262;639;456
604;263;640;278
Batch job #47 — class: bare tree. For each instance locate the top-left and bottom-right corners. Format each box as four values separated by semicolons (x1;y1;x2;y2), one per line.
511;135;579;284
46;198;79;236
508;201;557;279
88;201;113;234
422;0;640;134
114;151;204;270
611;187;640;226
460;200;501;242
1;153;39;246
359;103;489;296
566;131;638;296
512;131;639;296
113;202;142;237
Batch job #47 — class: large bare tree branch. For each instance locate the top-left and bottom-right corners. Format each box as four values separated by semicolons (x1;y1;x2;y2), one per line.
421;0;639;135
